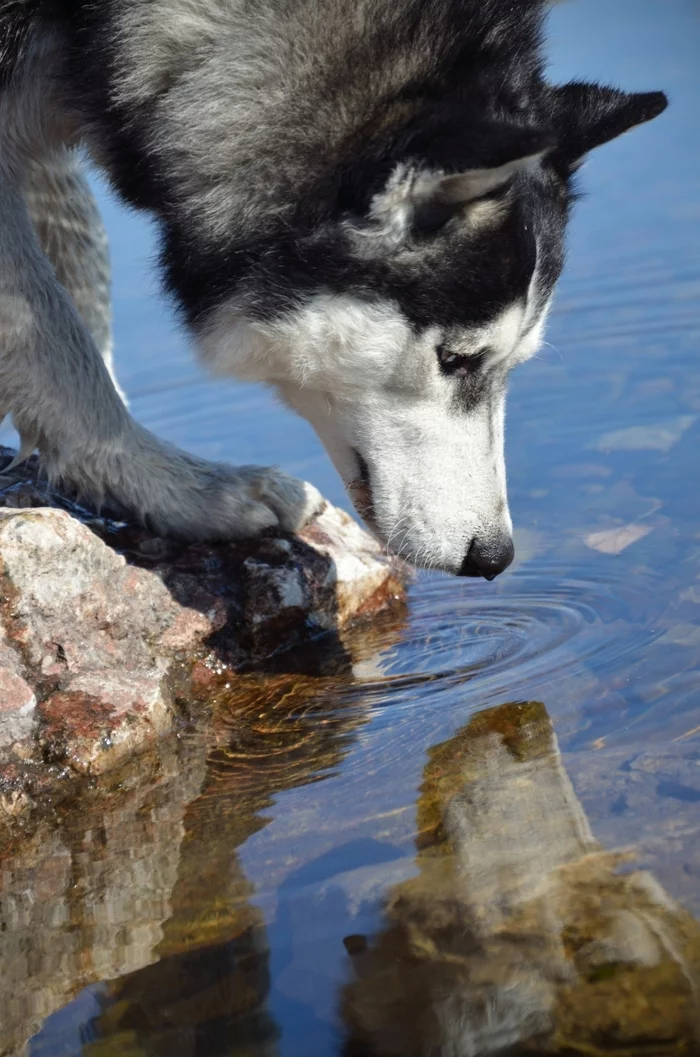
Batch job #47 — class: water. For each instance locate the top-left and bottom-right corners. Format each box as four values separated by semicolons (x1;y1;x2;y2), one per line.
2;0;700;1053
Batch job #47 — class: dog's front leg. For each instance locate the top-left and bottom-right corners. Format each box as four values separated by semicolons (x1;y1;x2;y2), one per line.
24;147;125;405
0;171;323;541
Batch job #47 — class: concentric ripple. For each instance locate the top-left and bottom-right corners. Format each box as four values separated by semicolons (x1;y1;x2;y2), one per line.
334;559;668;720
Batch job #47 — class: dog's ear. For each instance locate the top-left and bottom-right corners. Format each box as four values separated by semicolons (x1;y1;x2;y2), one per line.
548;82;668;167
340;115;554;227
409;149;546;235
349;127;554;249
404;120;556;234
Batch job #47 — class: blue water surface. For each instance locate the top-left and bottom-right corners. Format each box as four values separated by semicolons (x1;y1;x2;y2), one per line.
2;2;700;1055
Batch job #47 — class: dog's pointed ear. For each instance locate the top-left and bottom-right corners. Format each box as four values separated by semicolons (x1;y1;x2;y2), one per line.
353;127;555;247
549;82;668;167
410;148;547;234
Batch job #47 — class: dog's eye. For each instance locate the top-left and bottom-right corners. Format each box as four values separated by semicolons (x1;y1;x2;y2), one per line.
436;344;487;377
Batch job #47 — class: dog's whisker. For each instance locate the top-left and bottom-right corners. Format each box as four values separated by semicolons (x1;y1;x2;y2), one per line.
385;514;411;556
540;340;563;361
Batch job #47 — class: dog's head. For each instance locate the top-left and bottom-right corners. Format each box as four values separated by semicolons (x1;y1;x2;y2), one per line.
198;83;666;575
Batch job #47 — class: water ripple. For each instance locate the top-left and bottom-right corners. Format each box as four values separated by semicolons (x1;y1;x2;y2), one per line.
338;563;665;718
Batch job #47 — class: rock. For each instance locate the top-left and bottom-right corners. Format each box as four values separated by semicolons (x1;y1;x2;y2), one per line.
0;447;406;802
0;508;192;674
0;668;36;748
38;670;173;776
238;506;405;652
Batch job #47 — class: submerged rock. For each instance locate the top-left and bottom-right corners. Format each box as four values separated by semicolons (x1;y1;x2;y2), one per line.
0;447;406;808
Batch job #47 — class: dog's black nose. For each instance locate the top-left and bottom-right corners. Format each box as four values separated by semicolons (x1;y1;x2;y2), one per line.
458;535;514;580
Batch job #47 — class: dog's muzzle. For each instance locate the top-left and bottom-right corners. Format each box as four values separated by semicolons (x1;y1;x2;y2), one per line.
348;449;514;578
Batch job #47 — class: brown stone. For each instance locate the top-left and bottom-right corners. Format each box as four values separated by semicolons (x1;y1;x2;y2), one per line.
38;670;172;775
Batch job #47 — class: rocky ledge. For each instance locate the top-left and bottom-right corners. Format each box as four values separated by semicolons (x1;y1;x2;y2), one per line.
0;448;406;819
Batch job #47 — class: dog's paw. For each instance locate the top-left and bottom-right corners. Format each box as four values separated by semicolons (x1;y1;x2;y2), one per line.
234;466;326;534
119;457;327;543
150;464;325;542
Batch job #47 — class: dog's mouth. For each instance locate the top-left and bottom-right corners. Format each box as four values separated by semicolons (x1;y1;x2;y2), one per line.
348;450;378;534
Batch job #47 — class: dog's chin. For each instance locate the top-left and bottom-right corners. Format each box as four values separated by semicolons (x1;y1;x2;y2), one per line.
347;477;382;541
347;468;418;565
346;456;426;568
346;484;455;574
347;478;419;568
347;449;384;543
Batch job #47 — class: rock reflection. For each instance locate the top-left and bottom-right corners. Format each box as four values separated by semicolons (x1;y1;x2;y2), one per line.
80;673;369;1057
1;739;208;1057
341;703;700;1056
1;607;404;1057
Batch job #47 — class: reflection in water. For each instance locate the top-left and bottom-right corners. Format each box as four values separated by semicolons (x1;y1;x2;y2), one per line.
82;673;370;1057
1;740;208;1057
0;631;383;1057
2;663;700;1055
341;704;700;1056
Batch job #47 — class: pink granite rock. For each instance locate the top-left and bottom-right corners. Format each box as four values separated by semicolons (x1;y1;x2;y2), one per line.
0;508;197;674
0;447;406;788
0;667;36;748
38;670;172;776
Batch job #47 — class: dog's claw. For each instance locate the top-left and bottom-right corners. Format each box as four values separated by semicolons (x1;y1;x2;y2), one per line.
5;429;39;471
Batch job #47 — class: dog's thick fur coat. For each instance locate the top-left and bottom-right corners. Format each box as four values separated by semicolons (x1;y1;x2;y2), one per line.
0;0;666;574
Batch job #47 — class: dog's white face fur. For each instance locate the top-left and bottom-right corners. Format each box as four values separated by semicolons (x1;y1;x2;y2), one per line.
198;244;550;575
195;155;558;575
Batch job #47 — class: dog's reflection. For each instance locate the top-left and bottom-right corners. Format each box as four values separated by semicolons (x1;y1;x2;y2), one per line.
341;703;700;1056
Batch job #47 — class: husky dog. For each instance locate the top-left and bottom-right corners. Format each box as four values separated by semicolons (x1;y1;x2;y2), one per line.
0;1;666;576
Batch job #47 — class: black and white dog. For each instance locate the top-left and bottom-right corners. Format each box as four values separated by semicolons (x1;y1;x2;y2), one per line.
0;0;666;576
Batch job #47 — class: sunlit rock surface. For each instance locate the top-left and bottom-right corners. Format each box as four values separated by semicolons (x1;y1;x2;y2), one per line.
0;448;405;807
